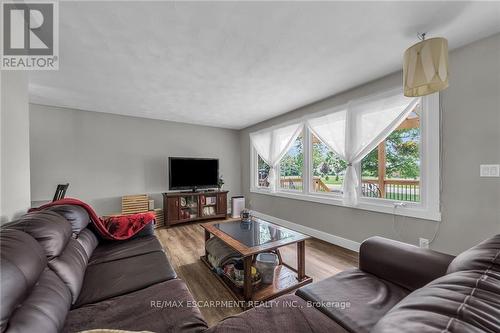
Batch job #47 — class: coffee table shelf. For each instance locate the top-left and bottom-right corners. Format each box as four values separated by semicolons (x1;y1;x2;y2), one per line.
200;217;312;306
201;255;311;304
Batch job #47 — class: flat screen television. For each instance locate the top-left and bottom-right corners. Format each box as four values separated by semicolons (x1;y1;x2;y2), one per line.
169;157;219;191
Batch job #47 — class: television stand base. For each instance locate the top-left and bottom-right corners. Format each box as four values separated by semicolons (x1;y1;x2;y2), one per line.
162;191;229;227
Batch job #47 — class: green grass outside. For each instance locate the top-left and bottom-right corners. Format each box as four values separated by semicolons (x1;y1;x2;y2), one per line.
383;192;420;202
319;176;343;185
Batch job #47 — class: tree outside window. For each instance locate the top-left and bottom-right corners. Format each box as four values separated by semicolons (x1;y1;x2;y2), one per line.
279;134;303;191
361;111;421;202
312;134;347;194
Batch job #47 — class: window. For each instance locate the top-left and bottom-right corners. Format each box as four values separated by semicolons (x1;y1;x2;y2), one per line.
361;107;421;202
312;134;347;194
279;134;303;191
257;155;270;188
250;91;440;221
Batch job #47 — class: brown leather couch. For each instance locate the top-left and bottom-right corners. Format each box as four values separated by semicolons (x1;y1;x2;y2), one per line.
2;204;499;333
208;235;500;333
0;206;208;333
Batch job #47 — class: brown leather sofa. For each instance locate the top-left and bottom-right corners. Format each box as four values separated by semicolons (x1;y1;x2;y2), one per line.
208;235;500;333
2;204;499;333
0;206;208;333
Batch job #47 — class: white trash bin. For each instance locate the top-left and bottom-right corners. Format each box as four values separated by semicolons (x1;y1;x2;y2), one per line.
255;252;278;284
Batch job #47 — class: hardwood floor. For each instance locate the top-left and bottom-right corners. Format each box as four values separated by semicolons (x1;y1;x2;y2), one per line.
155;220;358;326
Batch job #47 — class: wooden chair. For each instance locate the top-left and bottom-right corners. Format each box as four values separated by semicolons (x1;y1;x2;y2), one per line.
53;183;69;202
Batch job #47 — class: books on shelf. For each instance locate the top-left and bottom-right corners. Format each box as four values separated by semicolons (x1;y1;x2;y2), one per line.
203;206;216;216
205;196;217;205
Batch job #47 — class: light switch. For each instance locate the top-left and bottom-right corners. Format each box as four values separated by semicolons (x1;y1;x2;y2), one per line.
480;164;500;177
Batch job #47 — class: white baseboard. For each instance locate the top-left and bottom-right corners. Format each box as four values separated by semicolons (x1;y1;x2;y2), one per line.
252;211;361;252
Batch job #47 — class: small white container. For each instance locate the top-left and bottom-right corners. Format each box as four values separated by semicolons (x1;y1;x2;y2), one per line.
255;253;278;284
231;196;245;218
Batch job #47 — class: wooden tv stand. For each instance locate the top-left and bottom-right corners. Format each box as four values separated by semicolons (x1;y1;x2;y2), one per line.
162;191;228;227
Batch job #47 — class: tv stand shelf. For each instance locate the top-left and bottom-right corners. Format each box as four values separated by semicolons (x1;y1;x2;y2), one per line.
162;191;228;227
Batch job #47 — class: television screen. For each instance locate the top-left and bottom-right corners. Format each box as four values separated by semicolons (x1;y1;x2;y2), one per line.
169;157;219;190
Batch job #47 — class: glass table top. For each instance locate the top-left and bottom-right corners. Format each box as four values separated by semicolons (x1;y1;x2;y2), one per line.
212;218;296;247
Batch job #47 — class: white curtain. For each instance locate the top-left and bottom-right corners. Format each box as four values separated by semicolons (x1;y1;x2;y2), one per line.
250;123;303;191
308;89;419;205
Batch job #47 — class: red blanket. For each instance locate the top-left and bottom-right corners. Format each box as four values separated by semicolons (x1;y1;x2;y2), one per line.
28;198;155;240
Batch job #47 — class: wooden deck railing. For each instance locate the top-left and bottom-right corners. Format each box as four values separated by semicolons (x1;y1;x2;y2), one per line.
362;179;420;202
279;176;304;190
278;177;330;192
270;176;420;202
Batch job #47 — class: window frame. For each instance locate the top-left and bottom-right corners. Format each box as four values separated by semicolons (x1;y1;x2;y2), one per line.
250;93;440;221
277;131;305;193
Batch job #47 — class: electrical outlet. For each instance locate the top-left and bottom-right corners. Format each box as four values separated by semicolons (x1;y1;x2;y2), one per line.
419;238;429;249
480;164;500;177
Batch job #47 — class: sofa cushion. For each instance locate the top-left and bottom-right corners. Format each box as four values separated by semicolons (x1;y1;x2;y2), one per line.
447;234;500;274
373;234;500;333
74;251;176;307
206;294;349;333
372;269;500;333
88;235;163;265
6;269;72;333
46;205;91;236
77;228;99;259
0;229;47;331
296;269;410;333
48;238;89;304
4;211;72;259
64;279;207;333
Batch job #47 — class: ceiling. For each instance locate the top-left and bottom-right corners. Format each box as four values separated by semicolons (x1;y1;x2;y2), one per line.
29;1;500;129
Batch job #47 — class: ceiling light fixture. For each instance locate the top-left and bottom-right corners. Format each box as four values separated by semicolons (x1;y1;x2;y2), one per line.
403;33;449;97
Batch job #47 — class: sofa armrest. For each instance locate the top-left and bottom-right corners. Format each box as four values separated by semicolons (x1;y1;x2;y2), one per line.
359;236;455;291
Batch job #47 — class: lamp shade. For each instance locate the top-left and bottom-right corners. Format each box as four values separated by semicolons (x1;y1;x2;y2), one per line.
403;37;449;97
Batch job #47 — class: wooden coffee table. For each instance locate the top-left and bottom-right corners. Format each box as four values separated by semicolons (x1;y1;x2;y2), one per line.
200;217;312;304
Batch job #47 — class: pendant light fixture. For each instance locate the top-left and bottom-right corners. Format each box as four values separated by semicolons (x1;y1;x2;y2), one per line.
403;33;449;97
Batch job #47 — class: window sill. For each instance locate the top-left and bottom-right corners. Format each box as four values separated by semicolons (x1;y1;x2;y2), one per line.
250;187;441;222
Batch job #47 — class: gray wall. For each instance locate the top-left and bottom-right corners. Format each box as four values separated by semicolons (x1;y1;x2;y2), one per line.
29;104;242;214
240;33;500;255
28;33;499;254
1;71;31;223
